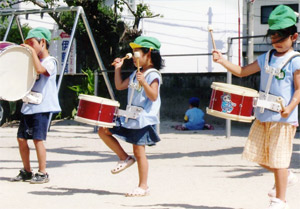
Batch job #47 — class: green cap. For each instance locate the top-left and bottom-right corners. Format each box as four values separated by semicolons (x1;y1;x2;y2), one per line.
25;27;51;43
268;5;297;30
129;36;161;50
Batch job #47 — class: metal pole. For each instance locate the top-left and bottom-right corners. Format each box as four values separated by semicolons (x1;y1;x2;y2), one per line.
47;7;82;131
247;0;254;64
16;15;25;43
94;70;98;133
226;37;233;138
80;9;115;100
0;7;79;16
3;15;15;41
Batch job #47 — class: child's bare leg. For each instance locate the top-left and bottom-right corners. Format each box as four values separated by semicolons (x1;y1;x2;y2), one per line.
33;140;46;173
274;168;288;201
133;144;148;189
259;164;288;201
259;164;275;172
17;138;31;172
98;127;128;160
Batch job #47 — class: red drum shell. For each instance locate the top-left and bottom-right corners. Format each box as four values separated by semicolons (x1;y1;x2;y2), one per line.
206;82;258;123
75;94;120;127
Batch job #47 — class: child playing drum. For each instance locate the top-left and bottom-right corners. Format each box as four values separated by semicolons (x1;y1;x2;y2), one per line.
98;36;164;197
11;27;61;184
213;5;300;209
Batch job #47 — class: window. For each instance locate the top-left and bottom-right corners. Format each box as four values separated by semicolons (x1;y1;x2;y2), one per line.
261;4;299;24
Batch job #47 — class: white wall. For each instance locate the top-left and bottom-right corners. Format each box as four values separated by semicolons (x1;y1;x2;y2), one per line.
124;0;243;73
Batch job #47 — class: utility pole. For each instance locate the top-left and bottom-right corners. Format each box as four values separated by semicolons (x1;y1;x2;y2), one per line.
247;0;255;64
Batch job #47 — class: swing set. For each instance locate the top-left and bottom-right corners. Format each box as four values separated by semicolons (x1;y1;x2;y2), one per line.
0;6;115;129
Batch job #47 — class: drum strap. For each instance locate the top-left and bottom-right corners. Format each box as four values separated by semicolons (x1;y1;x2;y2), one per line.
264;49;300;77
22;91;43;104
128;68;162;109
125;69;162;122
128;68;162;90
22;57;59;104
254;91;285;112
259;50;300;113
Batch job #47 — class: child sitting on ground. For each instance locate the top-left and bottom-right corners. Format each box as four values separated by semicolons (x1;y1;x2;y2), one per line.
175;97;213;130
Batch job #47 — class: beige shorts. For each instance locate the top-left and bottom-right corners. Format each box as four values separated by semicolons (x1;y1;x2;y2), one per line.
242;120;296;169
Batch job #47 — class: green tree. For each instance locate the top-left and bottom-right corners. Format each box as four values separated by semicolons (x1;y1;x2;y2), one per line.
1;0;161;71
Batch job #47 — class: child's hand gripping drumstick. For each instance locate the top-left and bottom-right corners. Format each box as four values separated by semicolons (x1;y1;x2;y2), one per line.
134;51;141;88
276;97;285;112
111;53;133;66
134;51;141;73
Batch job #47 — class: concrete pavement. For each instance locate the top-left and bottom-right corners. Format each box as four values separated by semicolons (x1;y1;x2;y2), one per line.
0;120;299;209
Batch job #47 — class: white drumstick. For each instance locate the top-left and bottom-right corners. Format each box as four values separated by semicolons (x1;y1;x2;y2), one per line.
208;25;217;50
111;53;133;66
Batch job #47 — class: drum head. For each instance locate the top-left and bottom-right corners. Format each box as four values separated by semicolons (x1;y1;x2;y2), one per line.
0;45;36;101
78;94;120;107
211;82;258;97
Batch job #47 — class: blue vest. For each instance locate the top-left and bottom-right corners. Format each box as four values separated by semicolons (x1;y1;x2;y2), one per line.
21;56;61;114
255;50;300;125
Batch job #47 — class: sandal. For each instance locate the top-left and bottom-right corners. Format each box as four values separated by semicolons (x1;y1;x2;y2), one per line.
111;156;135;174
125;187;150;197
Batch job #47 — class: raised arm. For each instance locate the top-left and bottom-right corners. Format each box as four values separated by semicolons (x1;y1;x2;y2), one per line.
113;58;130;90
212;50;260;77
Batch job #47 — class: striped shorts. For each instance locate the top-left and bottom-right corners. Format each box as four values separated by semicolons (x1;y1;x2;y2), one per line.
242;120;296;169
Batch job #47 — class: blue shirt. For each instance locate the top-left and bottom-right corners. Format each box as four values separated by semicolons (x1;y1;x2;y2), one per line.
255;50;300;125
121;69;162;129
184;107;205;130
21;56;61;114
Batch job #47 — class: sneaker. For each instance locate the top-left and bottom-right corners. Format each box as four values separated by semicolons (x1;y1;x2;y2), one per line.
30;171;49;184
267;198;289;209
268;170;298;197
11;169;33;182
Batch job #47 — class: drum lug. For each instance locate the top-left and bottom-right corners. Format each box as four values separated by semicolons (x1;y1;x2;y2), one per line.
253;97;258;107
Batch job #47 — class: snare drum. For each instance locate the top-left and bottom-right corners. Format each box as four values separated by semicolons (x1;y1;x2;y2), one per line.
75;94;120;128
206;82;258;123
0;42;36;101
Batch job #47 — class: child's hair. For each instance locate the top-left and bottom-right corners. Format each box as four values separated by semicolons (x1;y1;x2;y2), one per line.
265;25;298;44
140;47;165;70
189;97;200;108
35;38;50;49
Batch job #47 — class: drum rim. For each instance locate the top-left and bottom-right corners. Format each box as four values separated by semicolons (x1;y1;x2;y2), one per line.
0;46;36;101
211;82;258;97
206;108;254;123
78;94;120;107
74;116;115;128
0;41;15;49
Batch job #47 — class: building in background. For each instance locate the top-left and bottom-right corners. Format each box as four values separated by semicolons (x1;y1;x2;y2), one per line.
243;0;300;59
121;0;243;73
7;0;300;74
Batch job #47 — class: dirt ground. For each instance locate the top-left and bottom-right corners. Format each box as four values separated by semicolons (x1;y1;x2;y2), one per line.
0;120;299;209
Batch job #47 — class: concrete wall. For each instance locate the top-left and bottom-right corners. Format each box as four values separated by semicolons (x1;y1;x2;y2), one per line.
58;72;261;126
2;72;299;128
